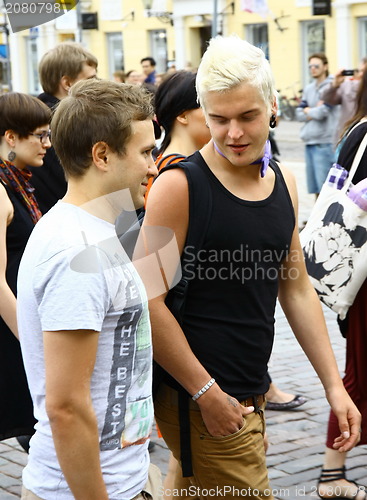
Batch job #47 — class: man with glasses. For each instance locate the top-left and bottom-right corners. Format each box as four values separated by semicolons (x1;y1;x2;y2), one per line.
321;58;367;148
296;52;337;198
29;42;98;213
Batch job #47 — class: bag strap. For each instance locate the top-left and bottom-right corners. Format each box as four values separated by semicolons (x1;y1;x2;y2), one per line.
156;153;186;171
341;129;367;193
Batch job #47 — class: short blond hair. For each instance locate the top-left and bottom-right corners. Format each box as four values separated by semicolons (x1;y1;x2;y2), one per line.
51;79;154;178
39;42;98;95
196;35;276;114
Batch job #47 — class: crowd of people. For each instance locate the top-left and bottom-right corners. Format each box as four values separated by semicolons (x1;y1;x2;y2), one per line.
0;36;366;500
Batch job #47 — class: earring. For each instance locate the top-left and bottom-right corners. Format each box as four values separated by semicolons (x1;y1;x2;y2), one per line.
8;150;16;162
269;115;277;129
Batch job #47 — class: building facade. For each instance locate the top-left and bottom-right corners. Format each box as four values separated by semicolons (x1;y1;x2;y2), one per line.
2;0;367;98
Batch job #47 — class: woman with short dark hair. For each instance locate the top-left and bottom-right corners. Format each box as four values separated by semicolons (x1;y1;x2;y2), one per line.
0;92;51;451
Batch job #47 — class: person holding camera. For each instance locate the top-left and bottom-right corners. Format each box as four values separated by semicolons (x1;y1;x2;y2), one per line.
322;58;367;148
296;53;338;198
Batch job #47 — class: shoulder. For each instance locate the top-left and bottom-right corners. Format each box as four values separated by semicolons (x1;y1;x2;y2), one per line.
275;161;296;188
274;161;298;208
145;166;188;221
0;182;13;224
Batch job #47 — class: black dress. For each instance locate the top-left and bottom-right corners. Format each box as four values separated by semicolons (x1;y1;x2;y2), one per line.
0;180;37;440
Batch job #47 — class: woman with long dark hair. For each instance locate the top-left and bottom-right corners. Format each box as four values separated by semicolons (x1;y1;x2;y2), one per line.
317;67;367;500
0;92;51;451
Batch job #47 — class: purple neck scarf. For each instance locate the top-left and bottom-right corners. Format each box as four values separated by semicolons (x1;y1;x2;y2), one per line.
213;139;271;178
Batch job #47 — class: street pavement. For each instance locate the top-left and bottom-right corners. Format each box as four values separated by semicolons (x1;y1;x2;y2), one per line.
1;120;366;499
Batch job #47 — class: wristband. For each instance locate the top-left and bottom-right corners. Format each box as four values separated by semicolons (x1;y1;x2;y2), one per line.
192;378;215;401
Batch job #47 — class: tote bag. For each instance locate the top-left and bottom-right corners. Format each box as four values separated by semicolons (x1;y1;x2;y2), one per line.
300;129;367;320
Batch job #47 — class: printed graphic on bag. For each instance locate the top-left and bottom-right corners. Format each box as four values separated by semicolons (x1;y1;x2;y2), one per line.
302;201;367;318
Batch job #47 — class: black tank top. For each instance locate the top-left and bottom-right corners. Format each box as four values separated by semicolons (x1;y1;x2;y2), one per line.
0;180;37;439
182;152;295;399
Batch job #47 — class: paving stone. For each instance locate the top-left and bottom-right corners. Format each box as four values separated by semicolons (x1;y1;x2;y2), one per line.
276;454;323;474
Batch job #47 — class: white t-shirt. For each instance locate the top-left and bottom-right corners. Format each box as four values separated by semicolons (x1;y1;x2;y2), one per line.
17;202;154;500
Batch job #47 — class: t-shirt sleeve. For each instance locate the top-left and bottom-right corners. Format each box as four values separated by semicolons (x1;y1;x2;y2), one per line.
33;244;121;333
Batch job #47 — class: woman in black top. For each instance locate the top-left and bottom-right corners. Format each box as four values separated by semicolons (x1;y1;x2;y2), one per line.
317;69;367;500
0;93;51;450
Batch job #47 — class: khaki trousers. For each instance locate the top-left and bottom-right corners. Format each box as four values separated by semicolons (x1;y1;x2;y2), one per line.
155;384;273;500
21;462;163;500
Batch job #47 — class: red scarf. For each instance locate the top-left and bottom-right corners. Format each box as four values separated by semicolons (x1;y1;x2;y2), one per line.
0;158;42;224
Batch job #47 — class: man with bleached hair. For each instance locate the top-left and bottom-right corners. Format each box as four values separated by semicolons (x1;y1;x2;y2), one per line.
144;35;361;499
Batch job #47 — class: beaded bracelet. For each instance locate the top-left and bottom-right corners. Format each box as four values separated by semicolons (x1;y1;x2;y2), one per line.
192;378;216;401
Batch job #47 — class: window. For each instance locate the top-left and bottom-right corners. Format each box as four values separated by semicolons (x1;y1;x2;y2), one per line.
25;36;40;95
358;17;367;60
106;32;124;76
245;24;269;60
149;29;167;73
301;20;325;87
0;43;10;91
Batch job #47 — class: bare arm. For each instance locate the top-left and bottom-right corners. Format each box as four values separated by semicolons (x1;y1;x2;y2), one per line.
0;185;18;338
44;329;108;500
277;165;361;452
322;71;346;106
142;170;253;436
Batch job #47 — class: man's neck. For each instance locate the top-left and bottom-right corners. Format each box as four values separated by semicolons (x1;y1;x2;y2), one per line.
63;183;135;225
315;74;327;85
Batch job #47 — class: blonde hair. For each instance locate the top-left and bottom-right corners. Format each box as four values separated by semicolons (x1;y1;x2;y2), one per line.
196;35;276;113
51;79;153;178
39;42;98;95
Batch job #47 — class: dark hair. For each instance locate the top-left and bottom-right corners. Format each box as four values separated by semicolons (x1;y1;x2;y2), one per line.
0;92;51;138
308;52;329;77
141;57;156;67
340;67;367;140
51;79;153;178
155;70;200;153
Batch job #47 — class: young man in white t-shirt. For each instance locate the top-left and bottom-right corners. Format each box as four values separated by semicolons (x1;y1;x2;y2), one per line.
17;79;160;500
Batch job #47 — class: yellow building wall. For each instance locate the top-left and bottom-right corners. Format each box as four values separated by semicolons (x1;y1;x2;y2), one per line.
7;0;367;93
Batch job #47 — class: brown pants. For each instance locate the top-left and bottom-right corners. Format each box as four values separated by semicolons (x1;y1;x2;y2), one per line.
155;384;273;499
21;463;163;500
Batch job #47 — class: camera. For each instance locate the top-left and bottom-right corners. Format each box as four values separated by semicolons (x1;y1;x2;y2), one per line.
341;69;355;76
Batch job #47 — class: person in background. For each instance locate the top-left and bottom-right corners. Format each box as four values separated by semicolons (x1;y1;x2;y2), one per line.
17;79;161;500
0;92;51;452
125;70;144;85
143;36;360;498
141;57;157;85
154;70;211;167
296;53;338;198
322;58;367;149
154;73;167;87
317;68;367;500
113;70;125;83
29;42;98;213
